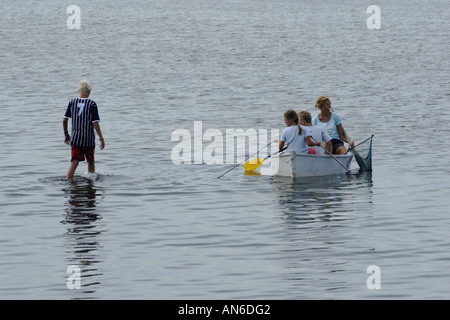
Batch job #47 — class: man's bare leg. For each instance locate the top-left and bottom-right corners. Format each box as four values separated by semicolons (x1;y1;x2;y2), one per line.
87;159;95;174
66;160;79;179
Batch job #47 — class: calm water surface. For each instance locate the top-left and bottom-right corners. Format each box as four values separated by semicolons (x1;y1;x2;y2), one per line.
1;0;450;299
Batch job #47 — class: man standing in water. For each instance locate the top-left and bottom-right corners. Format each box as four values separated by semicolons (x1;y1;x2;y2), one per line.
63;80;105;179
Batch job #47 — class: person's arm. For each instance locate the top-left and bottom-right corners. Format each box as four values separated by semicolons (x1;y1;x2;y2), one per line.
63;118;70;145
305;136;320;147
279;129;287;151
93;122;105;150
337;124;355;147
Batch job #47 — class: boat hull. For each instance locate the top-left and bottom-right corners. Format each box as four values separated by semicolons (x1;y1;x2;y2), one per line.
271;151;354;178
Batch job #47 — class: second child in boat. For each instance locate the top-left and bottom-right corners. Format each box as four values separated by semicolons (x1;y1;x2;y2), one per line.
278;109;316;153
298;110;333;155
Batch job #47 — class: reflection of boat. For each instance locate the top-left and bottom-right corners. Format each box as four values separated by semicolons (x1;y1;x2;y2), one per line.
271;151;354;178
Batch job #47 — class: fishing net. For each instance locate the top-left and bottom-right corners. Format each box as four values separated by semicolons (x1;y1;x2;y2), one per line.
350;135;373;171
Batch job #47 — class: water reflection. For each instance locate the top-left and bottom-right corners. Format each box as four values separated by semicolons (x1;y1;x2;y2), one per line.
272;172;373;227
270;172;374;297
61;176;104;298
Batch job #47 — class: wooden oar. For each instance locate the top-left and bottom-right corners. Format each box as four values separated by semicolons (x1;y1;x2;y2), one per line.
243;147;287;172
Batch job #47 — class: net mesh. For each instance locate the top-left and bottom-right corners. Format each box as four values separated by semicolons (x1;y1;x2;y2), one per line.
351;135;373;171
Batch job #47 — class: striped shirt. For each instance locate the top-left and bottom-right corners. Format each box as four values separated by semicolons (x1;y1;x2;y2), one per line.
64;98;100;147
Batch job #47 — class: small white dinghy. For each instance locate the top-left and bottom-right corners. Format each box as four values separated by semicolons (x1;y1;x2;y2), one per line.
219;136;373;179
270;151;354;178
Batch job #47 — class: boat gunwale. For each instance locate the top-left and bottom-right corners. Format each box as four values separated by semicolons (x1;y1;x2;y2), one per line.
273;151;354;159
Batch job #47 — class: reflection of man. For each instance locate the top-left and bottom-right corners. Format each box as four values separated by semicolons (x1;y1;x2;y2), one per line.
63;80;105;179
63;179;103;295
64;179;101;225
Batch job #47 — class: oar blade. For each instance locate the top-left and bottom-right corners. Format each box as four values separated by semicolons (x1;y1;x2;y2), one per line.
243;158;264;172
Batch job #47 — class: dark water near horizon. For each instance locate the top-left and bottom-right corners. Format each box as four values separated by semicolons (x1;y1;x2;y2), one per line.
1;0;450;299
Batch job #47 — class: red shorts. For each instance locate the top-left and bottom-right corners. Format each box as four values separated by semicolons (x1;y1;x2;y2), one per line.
71;146;95;162
307;147;316;154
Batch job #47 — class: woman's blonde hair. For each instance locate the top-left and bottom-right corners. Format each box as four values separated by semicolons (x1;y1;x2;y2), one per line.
315;96;330;110
284;109;302;135
78;80;91;97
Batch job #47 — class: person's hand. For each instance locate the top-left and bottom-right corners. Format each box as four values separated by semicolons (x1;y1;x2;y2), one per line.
350;139;355;148
99;139;105;150
64;134;70;145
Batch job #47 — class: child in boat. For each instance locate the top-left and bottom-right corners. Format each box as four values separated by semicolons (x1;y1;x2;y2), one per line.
298;110;333;155
278;109;315;153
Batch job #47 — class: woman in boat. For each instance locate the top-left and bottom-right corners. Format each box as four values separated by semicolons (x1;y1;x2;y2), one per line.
311;96;354;155
278;109;315;153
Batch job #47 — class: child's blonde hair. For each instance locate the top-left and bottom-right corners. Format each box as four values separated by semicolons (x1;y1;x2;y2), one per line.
298;110;312;124
78;80;91;97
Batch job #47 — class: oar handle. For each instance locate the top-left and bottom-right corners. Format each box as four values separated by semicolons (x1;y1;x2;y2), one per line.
261;146;287;161
272;147;287;158
348;135;373;150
